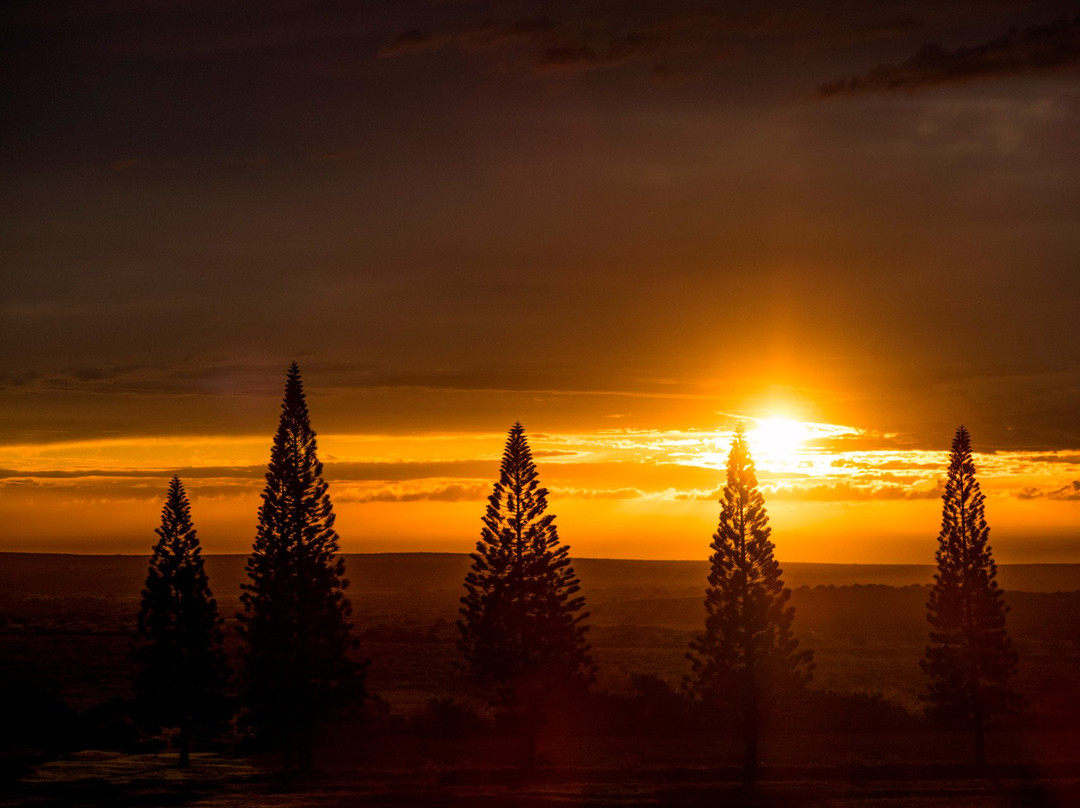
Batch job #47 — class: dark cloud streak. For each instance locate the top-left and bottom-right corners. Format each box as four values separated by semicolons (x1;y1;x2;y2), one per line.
819;16;1080;96
1;1;1078;454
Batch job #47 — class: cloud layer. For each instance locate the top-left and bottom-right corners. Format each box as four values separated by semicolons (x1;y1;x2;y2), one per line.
819;16;1080;96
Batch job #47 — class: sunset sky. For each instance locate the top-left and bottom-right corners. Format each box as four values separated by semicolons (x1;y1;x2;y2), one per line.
2;1;1078;562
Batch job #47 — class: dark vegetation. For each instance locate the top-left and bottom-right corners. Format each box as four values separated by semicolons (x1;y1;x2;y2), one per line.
133;476;228;768
687;424;814;782
3;555;1078;738
238;362;363;770
458;423;596;764
1;368;1077;804
2;553;1079;804
922;426;1019;765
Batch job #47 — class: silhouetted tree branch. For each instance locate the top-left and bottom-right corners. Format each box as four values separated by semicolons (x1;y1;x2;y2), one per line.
458;422;595;763
238;363;364;770
921;425;1018;765
133;476;228;767
686;423;813;783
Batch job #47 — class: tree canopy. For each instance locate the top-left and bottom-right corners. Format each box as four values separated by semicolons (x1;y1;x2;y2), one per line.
238;362;362;769
687;423;813;780
921;425;1018;765
134;476;228;766
458;422;594;702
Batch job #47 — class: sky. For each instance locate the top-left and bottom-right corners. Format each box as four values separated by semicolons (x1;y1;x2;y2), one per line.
1;1;1078;561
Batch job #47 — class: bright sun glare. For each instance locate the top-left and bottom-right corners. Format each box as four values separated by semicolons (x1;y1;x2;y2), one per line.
746;417;810;462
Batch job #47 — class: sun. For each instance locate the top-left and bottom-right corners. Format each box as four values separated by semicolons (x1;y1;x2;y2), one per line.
745;417;810;463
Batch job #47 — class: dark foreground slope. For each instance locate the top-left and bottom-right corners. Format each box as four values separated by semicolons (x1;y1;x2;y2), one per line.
2;553;1078;712
5;552;1080;601
2;553;1079;806
4;749;1080;808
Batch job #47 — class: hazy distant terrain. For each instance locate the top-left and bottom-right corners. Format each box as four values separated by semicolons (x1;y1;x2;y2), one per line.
2;553;1078;715
3;552;1080;807
5;552;1080;600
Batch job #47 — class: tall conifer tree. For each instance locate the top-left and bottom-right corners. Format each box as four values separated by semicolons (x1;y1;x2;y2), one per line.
687;423;813;782
238;362;361;769
458;422;594;703
134;476;228;767
921;425;1017;765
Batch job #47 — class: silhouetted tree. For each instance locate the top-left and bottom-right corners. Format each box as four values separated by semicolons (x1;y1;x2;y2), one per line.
686;423;813;783
133;476;228;767
238;363;362;770
458;423;594;755
921;425;1018;766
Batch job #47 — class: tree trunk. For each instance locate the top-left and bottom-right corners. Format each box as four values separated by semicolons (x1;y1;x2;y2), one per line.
973;704;986;767
742;668;759;786
299;725;314;771
971;654;986;767
283;738;294;772
743;704;759;786
178;720;190;768
525;723;537;770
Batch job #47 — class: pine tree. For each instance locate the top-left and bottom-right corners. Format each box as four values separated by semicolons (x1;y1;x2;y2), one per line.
921;425;1018;765
238;362;361;769
458;423;594;705
686;423;813;782
133;476;228;767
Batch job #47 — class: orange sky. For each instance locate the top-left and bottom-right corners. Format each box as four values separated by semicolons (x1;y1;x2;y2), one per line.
2;3;1077;561
1;402;1076;562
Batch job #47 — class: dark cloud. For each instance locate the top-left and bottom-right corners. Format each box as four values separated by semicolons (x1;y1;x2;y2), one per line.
0;466;263;480
1009;480;1080;501
660;480;945;503
0;460;503;483
109;157;140;172
537;31;664;73
1014;486;1044;500
2;0;1078;458
818;16;1080;96
1048;480;1080;501
507;17;559;37
0;358;707;399
538;43;597;67
456;16;559;51
378;7;672;76
1026;454;1080;465
325;461;497;483
858;18;922;38
817;434;920;452
550;486;644;500
763;481;944;502
338;482;488;504
377;28;441;57
0;362;283;398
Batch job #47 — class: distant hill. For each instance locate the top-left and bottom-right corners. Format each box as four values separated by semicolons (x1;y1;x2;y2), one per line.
3;552;1079;713
2;552;1078;604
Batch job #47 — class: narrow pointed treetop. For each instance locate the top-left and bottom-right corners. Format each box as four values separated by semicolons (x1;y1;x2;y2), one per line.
239;363;361;765
688;423;813;700
134;476;228;766
459;422;594;696
922;426;1017;763
687;423;813;778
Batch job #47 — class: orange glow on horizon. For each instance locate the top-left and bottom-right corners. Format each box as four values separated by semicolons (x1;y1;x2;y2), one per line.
0;417;1077;563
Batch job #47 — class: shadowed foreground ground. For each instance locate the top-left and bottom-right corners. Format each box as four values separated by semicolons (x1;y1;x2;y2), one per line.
4;750;1079;808
4;555;1079;806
